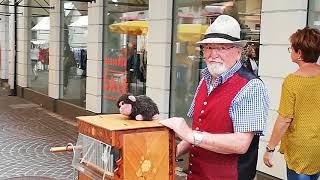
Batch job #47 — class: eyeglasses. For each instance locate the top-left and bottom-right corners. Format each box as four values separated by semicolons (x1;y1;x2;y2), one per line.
288;47;293;53
203;46;236;57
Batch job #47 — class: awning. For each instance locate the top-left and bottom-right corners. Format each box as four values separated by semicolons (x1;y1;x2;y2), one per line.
31;40;47;45
177;24;208;43
109;21;207;42
31;17;50;31
109;21;148;36
69;16;88;27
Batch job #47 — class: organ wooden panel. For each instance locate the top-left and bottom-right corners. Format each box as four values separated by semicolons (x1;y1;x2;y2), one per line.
76;114;176;180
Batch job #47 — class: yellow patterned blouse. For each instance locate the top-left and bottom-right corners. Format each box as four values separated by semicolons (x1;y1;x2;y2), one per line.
278;74;320;175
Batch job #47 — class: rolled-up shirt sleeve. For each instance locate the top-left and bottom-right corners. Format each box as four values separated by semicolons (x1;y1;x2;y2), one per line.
230;79;270;136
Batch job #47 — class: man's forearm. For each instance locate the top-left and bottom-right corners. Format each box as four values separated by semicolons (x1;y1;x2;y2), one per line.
159;117;255;155
184;131;254;154
176;140;191;157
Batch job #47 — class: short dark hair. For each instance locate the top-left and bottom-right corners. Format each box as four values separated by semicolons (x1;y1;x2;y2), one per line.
290;27;320;63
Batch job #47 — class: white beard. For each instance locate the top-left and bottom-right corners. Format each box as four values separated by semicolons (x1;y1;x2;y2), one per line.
207;62;227;77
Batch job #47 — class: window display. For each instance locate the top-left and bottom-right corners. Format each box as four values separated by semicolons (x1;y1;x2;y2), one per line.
29;8;50;94
170;0;262;120
308;0;320;29
308;0;320;63
102;0;149;113
61;1;88;107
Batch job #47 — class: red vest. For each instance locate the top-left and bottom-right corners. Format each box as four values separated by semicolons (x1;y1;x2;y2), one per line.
188;73;250;180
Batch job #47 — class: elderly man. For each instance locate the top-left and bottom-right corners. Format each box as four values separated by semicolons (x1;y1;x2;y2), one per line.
160;15;269;180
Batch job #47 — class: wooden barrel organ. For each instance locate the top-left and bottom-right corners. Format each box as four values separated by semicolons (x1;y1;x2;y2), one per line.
52;114;176;180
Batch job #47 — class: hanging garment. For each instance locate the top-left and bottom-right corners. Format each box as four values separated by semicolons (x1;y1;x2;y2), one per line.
139;50;147;82
38;48;44;63
44;48;49;65
80;49;87;70
73;48;82;65
126;50;144;83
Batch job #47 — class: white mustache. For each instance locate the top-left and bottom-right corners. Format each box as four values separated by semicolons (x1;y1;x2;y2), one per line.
207;62;227;76
207;57;223;63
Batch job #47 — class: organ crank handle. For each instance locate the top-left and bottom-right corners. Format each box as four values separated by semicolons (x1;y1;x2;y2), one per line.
50;143;82;153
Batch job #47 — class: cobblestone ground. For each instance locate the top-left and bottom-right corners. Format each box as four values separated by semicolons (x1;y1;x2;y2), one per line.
0;88;188;180
0;88;78;180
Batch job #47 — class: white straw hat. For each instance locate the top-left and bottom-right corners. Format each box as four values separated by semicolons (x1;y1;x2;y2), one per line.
197;15;247;47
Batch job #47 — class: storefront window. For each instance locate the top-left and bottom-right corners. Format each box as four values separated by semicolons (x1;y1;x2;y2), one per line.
102;1;148;113
308;0;320;29
29;7;50;94
170;0;262;120
61;1;88;107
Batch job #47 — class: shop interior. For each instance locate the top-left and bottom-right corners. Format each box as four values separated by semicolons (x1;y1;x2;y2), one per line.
102;0;149;113
29;1;88;107
170;0;262;119
29;3;50;94
62;1;88;107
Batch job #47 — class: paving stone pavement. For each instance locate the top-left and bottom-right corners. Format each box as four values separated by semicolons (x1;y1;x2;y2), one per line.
0;88;78;180
0;88;189;180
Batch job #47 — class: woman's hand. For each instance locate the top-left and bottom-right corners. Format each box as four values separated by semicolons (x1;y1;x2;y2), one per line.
263;151;274;167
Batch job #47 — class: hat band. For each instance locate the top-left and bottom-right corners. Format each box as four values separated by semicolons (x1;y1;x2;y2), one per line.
204;33;240;41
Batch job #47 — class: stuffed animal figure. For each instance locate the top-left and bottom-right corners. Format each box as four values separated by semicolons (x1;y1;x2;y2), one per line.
116;94;160;121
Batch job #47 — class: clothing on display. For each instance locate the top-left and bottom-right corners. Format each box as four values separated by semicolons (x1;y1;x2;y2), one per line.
30;42;49;80
30;48;39;60
127;49;146;83
39;48;49;65
139;50;147;82
72;48;87;71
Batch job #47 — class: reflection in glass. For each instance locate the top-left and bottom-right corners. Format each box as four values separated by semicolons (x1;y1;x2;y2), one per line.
308;0;320;29
102;1;149;113
61;1;88;107
308;0;320;63
29;7;50;94
170;0;262;123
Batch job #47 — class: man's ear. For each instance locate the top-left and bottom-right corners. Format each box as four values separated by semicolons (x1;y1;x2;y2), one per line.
237;47;243;54
128;95;136;102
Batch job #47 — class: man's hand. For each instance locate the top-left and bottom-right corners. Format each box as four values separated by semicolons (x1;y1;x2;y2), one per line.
159;117;193;142
263;151;273;167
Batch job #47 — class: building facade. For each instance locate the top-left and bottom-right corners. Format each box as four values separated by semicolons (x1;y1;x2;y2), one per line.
0;0;319;179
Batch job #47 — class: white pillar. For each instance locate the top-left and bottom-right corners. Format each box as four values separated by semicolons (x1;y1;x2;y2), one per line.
16;0;30;88
8;0;15;89
0;5;9;80
146;0;173;119
48;0;63;99
86;0;104;113
257;0;308;179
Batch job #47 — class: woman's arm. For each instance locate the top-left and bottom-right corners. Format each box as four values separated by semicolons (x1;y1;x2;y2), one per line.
267;115;292;149
263;115;291;167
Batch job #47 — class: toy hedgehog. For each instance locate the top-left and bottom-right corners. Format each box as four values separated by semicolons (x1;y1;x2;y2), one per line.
116;94;160;121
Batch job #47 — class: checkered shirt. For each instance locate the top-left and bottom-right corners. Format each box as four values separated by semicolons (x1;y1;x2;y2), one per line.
187;61;269;135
